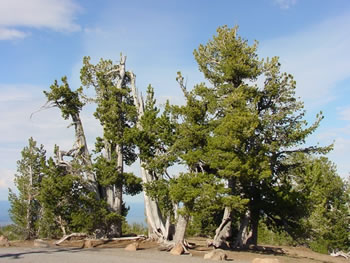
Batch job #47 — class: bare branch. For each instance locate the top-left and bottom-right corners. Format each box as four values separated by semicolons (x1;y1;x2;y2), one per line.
30;101;56;119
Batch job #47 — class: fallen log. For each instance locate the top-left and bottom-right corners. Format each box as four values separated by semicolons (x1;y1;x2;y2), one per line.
55;233;87;245
56;234;147;246
109;235;147;241
330;250;350;259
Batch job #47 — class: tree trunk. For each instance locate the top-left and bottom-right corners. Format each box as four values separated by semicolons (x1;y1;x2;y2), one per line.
104;142;123;237
57;215;67;236
114;144;123;237
71;113;99;198
141;165;174;240
248;208;259;246
233;210;252;248
212;206;232;248
25;157;34;240
103;55;127;237
129;71;174;241
173;214;188;245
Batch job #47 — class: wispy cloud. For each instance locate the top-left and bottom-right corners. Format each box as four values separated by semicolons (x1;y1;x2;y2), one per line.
273;0;297;9
337;106;350;121
0;0;81;40
260;12;350;109
0;168;15;198
0;27;28;40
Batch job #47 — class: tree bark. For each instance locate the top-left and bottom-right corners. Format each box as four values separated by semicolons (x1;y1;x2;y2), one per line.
104;55;127;237
114;144;123;237
173;214;188;245
71;113;99;198
212;206;232;248
141;166;173;240
130;72;174;241
233;210;252;248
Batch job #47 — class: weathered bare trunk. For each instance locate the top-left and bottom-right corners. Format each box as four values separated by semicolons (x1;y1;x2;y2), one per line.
71;113;99;198
141;165;173;240
173;214;188;245
103;142;123;237
212;206;232;248
104;55;127;237
233;210;252;248
114;144;123;237
130;72;174;241
57;215;67;236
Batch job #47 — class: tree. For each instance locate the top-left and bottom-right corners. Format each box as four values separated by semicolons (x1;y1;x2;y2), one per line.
8;137;46;239
38;56;142;237
193;25;330;248
43;76;99;197
292;154;350;253
133;84;177;241
38;156;113;238
81;55;142;237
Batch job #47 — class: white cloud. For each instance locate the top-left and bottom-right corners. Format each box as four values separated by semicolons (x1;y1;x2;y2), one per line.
0;27;28;40
273;0;297;9
315;125;350;177
0;0;81;40
0;168;15;200
338;107;350;121
260;13;350;110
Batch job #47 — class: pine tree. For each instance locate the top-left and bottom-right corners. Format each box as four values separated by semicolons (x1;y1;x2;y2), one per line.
292;154;350;253
38;156;110;237
81;55;142;237
134;85;177;241
43;76;99;196
193;25;330;247
40;57;142;237
8;137;46;239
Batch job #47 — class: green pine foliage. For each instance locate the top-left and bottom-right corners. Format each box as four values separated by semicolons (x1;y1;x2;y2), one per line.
8;137;46;239
193;25;332;245
43;76;84;120
7;26;349;252
292;154;350;253
38;157;99;236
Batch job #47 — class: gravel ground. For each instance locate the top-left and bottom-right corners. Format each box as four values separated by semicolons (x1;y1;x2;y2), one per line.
0;247;250;263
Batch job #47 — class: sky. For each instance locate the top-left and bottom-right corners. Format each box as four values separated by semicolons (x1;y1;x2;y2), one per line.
1;0;350;202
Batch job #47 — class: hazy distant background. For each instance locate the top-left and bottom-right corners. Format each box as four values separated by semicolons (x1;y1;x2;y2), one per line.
0;200;145;226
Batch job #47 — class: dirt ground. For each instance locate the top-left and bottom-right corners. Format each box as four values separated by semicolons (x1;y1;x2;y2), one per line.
5;237;349;263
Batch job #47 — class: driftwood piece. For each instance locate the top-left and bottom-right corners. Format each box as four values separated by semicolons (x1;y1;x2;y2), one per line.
55;233;87;245
56;233;147;246
109;235;146;241
330;250;350;259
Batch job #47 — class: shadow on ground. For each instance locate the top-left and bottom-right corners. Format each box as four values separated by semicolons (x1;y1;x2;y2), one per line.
0;247;83;260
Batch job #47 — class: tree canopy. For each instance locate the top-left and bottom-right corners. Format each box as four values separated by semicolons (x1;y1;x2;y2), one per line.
8;25;349;254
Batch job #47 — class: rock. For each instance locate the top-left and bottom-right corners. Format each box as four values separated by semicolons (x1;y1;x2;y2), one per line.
0;235;10;247
170;243;184;255
84;239;94;248
83;239;105;248
204;249;228;261
252;258;280;263
125;242;139;251
34;239;50;248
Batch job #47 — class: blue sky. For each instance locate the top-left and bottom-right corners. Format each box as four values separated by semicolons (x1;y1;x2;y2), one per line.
1;0;350;201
